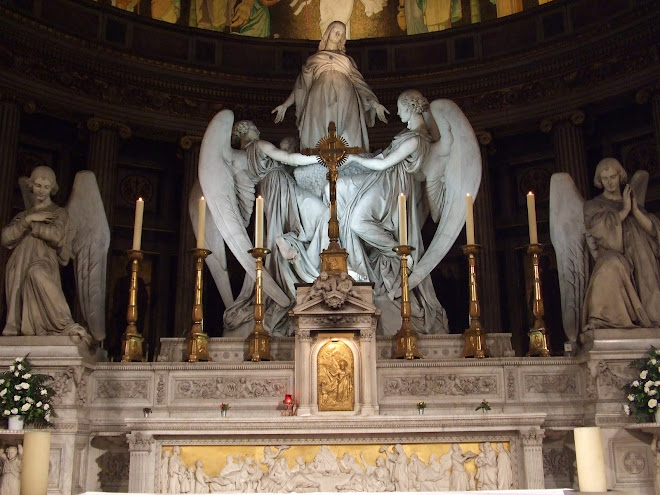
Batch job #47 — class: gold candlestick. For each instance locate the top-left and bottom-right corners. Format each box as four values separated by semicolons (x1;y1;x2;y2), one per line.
245;247;274;362
527;243;551;357
121;250;145;362
461;244;488;358
187;248;212;362
392;245;421;360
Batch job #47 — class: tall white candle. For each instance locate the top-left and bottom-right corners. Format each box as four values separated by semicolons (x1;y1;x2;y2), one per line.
574;426;607;492
465;193;475;245
398;194;407;246
21;430;51;495
132;197;144;251
197;196;206;249
255;196;264;249
526;191;538;244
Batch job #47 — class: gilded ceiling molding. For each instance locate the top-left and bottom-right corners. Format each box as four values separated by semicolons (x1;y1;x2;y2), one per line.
86;117;132;139
539;110;585;134
179;135;202;150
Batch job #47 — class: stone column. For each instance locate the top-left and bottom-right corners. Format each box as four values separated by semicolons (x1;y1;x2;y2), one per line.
521;427;546;489
175;136;201;336
294;329;313;416
474;131;502;333
540;110;590;199
0;96;33;322
127;432;156;493
86;117;132;226
497;0;523;17
359;322;379;416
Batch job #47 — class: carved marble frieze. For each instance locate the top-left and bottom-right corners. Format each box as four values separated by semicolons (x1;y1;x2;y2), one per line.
92;377;151;403
380;372;499;399
521;370;582;398
97;450;130;492
171;375;289;402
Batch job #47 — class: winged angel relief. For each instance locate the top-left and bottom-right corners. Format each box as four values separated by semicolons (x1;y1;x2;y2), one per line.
550;158;660;350
2;167;110;344
195;90;481;337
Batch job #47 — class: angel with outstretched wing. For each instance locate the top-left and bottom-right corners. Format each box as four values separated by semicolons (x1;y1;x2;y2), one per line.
343;90;481;335
198;110;324;337
1;166;109;344
550;157;660;348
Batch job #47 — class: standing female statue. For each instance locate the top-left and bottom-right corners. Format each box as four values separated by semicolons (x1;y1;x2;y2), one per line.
272;21;389;152
1;166;109;342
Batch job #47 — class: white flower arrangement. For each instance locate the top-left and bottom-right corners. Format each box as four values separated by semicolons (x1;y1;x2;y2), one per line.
624;346;660;422
0;356;55;426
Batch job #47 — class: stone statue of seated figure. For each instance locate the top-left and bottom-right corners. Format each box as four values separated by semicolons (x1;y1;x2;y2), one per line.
550;157;660;349
1;166;109;344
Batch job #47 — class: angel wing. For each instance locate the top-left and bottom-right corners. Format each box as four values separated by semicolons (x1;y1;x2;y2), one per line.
549;173;588;345
65;171;110;341
408;99;482;290
630;169;650;207
188;180;234;307
198;109;290;307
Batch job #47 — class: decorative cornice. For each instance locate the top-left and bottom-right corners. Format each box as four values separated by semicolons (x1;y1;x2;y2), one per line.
539;109;585;133
0;88;36;114
87;117;132;139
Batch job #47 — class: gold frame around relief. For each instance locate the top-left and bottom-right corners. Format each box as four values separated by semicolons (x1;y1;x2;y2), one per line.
317;340;355;412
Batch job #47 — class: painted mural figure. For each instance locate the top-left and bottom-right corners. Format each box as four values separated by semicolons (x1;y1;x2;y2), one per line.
231;0;281;37
272;21;389;152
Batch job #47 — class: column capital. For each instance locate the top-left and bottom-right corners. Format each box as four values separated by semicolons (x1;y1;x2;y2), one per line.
521;427;545;447
539;110;585;133
179;135;203;151
126;432;155;452
0;89;36;114
475;130;493;146
87;117;132;139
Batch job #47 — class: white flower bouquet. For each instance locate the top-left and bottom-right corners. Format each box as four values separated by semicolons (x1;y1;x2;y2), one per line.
624;346;660;423
0;356;55;426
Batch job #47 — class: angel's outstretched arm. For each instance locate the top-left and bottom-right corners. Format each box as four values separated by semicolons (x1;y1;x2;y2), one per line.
352;137;418;171
256;140;319;167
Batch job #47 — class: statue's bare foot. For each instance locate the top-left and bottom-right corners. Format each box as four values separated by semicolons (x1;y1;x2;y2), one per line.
2;325;18;336
65;324;92;346
276;237;298;262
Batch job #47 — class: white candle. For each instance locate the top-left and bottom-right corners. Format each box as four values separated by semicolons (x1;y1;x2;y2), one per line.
197;196;206;249
465;193;475;245
398;194;407;246
255;196;264;249
526;191;538;244
132;197;144;251
21;430;51;495
574;426;607;492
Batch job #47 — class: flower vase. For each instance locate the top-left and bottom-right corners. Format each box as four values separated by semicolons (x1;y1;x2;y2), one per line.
418;408;424;415
655;408;660;423
221;410;227;418
8;415;24;430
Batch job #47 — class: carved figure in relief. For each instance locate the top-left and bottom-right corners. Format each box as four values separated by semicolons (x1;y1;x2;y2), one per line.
311;445;340;474
406;453;426;490
380;444;409;491
550;158;660;348
417;452;451;491
193;460;211;493
168;446;186;493
338;452;364;475
1;167;109;343
337;453;394;492
0;445;22;495
272;21;388;152
496;442;513;490
474;442;498;490
160;450;171;493
449;443;477;491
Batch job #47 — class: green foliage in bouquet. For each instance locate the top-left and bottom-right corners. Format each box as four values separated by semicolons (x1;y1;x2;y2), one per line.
0;356;55;427
623;346;660;423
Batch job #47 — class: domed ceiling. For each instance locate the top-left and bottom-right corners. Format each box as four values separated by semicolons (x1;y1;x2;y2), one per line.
94;0;553;40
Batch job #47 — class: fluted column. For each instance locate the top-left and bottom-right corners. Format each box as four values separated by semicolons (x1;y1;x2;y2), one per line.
474;131;502;333
0;95;33;321
540;110;590;198
521;427;546;489
127;432;156;493
86;117;131;226
175;135;201;336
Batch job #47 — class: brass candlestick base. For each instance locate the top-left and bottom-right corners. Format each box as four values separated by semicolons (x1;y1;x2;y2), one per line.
461;244;488;359
527;243;551;357
187;248;212;362
245;247;274;362
392;245;421;360
121;250;145;362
